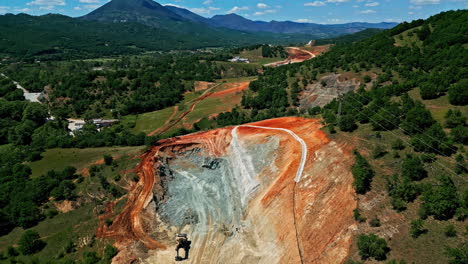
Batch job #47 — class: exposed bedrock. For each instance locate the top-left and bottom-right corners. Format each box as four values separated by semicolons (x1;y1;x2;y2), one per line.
299;73;360;109
104;117;356;264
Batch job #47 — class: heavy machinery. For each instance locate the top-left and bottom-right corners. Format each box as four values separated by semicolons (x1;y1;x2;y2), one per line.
175;234;191;261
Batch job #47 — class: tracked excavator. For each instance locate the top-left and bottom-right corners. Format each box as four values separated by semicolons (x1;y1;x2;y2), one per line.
175;234;191;261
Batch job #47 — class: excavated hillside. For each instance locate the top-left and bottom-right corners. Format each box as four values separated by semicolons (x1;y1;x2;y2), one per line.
98;117;357;264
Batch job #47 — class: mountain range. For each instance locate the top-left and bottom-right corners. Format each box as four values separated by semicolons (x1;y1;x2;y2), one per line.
82;0;397;36
0;0;397;60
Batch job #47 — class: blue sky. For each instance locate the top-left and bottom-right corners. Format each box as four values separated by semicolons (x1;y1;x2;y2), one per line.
0;0;466;24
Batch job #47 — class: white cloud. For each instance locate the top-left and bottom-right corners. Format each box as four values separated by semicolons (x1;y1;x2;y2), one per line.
74;6;82;10
190;6;220;14
79;0;100;3
39;5;55;10
83;4;101;9
304;1;326;6
326;0;351;3
359;9;376;13
227;6;248;13
257;3;269;9
352;5;359;7
27;0;65;6
165;3;220;15
0;6;9;14
253;9;277;16
328;18;344;23
16;7;32;12
202;0;213;5
408;11;414;14
365;2;379;6
295;18;312;23
410;0;440;5
384;18;402;22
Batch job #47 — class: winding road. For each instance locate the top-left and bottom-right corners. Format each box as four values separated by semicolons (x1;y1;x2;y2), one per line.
235;125;308;182
232;124;308;264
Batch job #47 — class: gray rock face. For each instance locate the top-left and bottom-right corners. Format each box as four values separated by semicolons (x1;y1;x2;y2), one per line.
299;73;360;109
157;136;279;234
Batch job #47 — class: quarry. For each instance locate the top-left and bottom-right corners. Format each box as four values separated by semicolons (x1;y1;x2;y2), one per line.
98;117;357;263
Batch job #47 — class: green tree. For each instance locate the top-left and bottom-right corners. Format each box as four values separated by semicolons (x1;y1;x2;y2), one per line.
22;103;48;126
351;151;375;194
339;114;358;132
411;123;454;155
400;103;435;135
445;109;466;128
420;82;439;100
83;251;101;264
391;139;405;150
103;155;113;166
421;175;460;220
357;233;389;261
455;154;467;174
103;245;118;263
448;79;468;106
451;125;467;145
401;155;427;181
18;230;46;255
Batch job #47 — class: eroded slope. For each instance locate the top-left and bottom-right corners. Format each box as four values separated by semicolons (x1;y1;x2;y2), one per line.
99;117;356;264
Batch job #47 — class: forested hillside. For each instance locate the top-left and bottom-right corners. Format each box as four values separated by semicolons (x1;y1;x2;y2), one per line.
0;14;310;60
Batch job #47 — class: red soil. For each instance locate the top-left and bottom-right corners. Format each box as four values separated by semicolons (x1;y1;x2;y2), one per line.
99;117;356;263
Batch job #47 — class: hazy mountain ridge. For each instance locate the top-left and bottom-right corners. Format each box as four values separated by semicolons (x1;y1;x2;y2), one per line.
82;0;397;35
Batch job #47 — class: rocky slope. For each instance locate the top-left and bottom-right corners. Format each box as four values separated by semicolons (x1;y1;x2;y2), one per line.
98;117;356;263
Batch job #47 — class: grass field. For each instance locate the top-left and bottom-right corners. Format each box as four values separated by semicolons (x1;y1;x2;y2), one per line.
409;88;468;124
122;77;253;136
238;47;285;65
28;146;144;178
394;26;423;48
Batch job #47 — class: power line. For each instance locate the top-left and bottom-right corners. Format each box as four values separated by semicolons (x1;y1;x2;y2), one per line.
334;94;460;176
340;92;458;159
350;91;459;154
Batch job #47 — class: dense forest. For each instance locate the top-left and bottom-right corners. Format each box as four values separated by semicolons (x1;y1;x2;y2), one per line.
0;14;312;61
4;51;257;119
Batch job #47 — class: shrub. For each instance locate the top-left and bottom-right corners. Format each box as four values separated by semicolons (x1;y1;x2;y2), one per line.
391;139;405;150
369;218;381;227
445;244;468;264
18;230;46;255
372;145;387;159
410;219;426;238
357;233;389;261
103;245;118;263
351;151;375;194
444;224;457;237
401;155;427;181
103;155;113;166
353;209;367;223
421;175;460;220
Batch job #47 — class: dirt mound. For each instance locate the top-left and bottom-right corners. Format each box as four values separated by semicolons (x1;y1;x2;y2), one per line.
99;117;356;263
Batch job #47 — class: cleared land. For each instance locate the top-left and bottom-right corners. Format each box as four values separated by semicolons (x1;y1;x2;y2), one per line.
28;146;144;178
